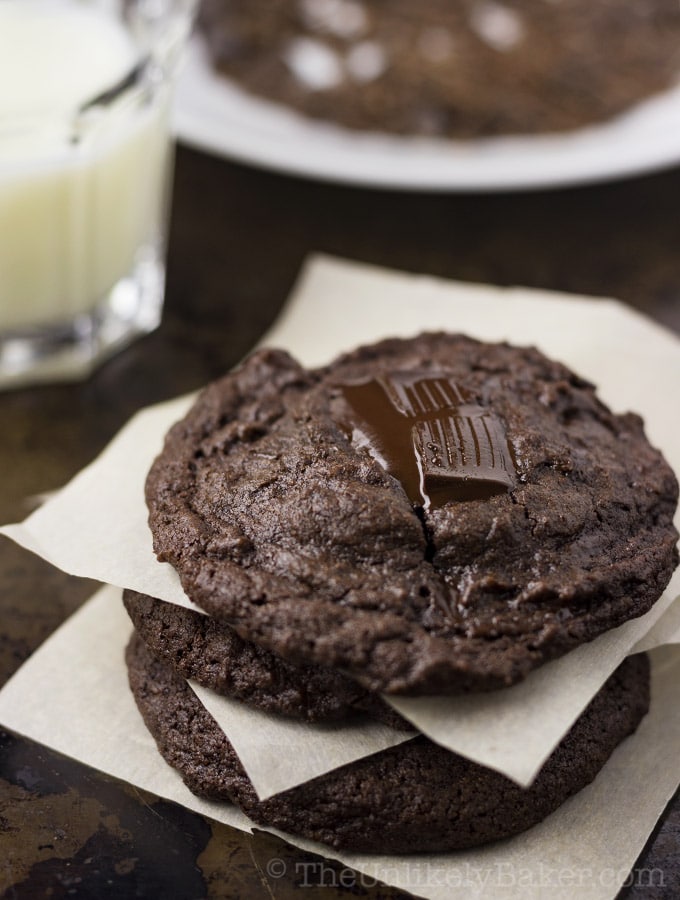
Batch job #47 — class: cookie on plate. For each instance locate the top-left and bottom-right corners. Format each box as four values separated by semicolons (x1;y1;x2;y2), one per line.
123;588;408;728
145;334;678;696
126;633;650;854
197;0;680;137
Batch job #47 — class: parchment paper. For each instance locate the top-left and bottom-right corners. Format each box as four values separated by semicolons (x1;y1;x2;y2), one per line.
635;594;680;652
188;678;413;799
1;256;679;794
0;584;678;900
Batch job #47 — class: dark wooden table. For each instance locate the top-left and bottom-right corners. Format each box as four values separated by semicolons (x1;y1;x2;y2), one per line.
1;146;678;899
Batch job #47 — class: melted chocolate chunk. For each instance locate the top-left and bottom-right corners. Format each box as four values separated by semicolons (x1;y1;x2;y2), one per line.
340;373;515;508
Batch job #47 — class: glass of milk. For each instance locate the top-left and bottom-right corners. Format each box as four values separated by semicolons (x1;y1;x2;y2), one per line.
0;0;195;388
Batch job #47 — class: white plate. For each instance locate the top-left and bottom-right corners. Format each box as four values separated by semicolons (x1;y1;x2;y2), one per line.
173;38;680;192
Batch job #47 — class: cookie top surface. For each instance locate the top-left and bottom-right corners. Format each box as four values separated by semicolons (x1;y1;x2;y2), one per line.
146;333;678;695
126;633;650;853
198;0;680;138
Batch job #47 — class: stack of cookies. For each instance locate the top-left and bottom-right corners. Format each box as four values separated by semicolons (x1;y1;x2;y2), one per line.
125;333;678;853
197;0;680;138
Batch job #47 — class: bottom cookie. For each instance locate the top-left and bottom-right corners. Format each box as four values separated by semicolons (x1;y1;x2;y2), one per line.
126;631;649;854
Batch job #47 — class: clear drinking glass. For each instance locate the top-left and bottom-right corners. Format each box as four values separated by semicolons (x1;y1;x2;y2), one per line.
0;0;195;388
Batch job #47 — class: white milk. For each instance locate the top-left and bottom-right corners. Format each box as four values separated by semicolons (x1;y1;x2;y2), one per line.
0;0;171;331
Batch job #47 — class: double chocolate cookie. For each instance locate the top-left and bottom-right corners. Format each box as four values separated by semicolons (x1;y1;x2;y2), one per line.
123;588;408;728
146;334;678;696
198;0;680;138
126;635;651;854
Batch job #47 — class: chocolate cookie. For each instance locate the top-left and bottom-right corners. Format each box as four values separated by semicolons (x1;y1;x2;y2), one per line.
123;589;408;729
198;0;680;138
126;633;650;853
146;334;678;696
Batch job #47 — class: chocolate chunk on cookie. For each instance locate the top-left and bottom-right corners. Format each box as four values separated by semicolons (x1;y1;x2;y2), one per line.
146;334;678;695
123;588;408;729
126;633;650;854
